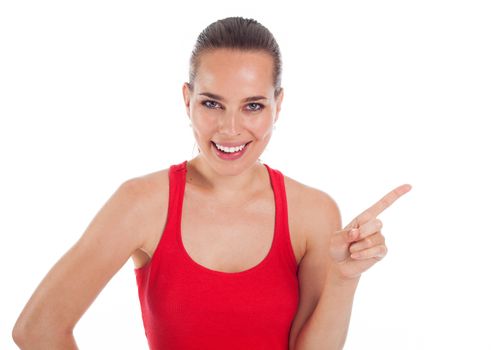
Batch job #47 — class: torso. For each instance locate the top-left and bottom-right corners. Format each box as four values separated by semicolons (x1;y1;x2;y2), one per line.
131;164;311;272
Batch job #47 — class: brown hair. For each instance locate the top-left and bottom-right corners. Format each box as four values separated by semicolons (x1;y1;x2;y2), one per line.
187;16;283;98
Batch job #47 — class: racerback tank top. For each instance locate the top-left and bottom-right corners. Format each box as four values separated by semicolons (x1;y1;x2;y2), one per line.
134;160;300;350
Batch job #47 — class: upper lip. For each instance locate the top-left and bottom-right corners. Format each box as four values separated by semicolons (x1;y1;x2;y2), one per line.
212;141;251;147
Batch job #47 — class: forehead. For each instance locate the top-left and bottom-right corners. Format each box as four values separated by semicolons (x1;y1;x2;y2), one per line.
195;49;274;97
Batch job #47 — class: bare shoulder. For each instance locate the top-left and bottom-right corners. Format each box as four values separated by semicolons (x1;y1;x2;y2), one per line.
283;175;342;256
124;167;171;268
123;167;170;200
282;175;343;350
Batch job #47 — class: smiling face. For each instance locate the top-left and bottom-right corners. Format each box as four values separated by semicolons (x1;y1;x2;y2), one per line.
182;48;283;176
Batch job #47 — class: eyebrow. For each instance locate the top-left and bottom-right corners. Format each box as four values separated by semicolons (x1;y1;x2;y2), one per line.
198;92;268;103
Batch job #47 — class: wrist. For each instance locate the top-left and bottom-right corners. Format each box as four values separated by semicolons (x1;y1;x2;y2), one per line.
326;261;361;287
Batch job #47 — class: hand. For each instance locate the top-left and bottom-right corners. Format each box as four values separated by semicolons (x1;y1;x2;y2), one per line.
329;184;412;281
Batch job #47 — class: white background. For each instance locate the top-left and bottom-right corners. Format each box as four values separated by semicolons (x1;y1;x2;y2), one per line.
1;1;500;349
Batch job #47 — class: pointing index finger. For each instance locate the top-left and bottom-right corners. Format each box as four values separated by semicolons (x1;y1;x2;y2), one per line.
347;184;412;229
366;183;412;218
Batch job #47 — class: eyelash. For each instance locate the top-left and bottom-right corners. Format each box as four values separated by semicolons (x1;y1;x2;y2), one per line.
201;100;265;112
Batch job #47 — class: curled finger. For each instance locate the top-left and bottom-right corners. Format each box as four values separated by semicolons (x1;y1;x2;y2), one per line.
349;231;385;253
350;244;388;260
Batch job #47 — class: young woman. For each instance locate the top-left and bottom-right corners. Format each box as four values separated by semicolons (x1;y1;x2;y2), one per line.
12;16;411;350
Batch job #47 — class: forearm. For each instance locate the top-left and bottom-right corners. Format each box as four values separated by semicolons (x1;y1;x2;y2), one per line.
294;262;360;350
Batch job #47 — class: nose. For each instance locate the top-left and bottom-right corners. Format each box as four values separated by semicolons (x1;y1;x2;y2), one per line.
218;109;242;136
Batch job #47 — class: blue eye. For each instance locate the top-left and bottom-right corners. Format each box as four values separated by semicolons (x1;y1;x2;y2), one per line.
202;100;221;109
201;100;265;112
247;103;264;112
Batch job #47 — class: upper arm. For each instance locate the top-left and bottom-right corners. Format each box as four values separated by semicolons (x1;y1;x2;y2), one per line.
13;177;152;339
288;189;342;350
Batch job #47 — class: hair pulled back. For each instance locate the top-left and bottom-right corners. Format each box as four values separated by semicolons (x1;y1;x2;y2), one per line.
187;16;283;98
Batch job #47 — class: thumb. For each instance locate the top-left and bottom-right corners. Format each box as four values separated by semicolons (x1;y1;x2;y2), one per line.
330;227;359;262
332;227;359;245
347;227;359;242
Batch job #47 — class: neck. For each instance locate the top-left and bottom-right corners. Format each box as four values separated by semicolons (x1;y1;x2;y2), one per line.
187;156;264;198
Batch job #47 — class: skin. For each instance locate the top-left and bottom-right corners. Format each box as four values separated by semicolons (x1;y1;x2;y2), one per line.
12;47;411;350
294;185;412;350
330;184;412;281
181;48;283;193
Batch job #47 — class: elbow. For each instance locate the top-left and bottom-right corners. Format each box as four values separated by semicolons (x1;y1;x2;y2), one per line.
12;318;28;348
12;323;37;349
12;329;22;348
12;316;75;349
12;327;77;350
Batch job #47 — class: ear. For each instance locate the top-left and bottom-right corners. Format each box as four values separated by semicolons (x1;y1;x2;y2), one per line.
274;87;284;124
182;82;192;118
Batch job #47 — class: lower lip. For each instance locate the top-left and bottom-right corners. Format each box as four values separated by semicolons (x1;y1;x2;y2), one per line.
212;141;251;160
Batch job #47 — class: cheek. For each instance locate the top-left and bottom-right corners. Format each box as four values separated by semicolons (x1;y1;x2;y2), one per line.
191;111;217;131
249;118;274;139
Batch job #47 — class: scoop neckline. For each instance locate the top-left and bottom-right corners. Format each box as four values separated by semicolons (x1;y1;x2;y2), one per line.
176;161;278;276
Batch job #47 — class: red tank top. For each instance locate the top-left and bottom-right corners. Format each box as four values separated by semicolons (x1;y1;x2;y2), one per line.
134;160;299;349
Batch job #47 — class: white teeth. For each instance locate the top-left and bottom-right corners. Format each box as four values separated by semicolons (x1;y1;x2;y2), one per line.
214;142;246;153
